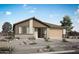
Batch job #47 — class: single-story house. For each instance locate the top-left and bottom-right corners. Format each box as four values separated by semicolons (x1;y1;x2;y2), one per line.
68;31;79;39
13;17;64;40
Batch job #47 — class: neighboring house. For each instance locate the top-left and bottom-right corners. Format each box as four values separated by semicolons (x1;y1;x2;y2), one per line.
13;17;63;40
68;31;79;39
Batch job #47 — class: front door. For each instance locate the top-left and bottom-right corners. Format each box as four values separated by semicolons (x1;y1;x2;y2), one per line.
37;28;45;38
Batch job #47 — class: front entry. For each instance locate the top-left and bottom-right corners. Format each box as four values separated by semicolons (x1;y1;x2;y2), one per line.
37;28;46;38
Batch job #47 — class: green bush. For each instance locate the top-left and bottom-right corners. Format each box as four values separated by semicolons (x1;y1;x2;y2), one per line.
44;37;50;42
62;38;68;42
49;48;55;52
0;39;7;42
23;41;27;45
15;37;20;40
5;36;14;41
0;47;10;51
45;45;51;49
29;42;37;45
0;47;14;53
44;45;55;52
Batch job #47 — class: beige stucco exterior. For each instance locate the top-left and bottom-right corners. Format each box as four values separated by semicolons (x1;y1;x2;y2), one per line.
14;19;47;34
14;20;29;34
14;18;63;40
33;20;47;27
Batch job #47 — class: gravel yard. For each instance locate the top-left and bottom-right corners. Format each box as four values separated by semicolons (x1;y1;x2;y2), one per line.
0;38;79;54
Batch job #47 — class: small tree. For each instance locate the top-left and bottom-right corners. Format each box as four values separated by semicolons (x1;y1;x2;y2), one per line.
60;16;73;38
2;22;12;36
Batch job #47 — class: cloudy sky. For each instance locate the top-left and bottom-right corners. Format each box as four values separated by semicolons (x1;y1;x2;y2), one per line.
0;4;79;32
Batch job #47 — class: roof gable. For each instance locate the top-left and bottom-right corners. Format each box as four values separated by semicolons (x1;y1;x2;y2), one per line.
13;17;50;27
13;17;63;29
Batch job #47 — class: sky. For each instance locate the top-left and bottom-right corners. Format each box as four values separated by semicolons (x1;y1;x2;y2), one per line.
0;4;79;32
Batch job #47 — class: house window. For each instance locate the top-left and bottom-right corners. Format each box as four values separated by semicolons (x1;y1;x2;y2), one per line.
19;27;22;34
22;26;27;34
19;26;28;34
27;27;29;34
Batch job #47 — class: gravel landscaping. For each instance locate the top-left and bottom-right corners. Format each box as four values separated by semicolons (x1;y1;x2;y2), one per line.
0;38;79;54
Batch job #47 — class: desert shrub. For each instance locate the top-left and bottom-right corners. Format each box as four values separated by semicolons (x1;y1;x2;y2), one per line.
28;36;35;40
9;47;14;53
29;42;37;45
78;37;79;39
49;48;55;52
45;45;51;49
5;36;13;41
15;37;20;40
0;39;7;42
5;36;12;39
37;45;54;52
43;45;54;52
23;41;27;45
44;37;50;42
62;38;68;42
28;36;37;45
0;47;14;53
71;45;78;49
0;47;10;51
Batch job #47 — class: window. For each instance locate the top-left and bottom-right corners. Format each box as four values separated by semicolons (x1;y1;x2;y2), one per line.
27;27;29;34
19;26;35;34
19;26;28;34
19;27;22;34
22;26;27;34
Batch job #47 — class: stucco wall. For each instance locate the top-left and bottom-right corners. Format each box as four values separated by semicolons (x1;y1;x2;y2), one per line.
15;35;34;39
33;20;47;27
14;21;29;34
47;28;63;40
14;19;63;40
